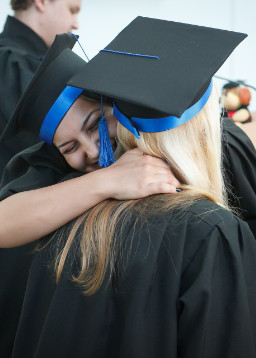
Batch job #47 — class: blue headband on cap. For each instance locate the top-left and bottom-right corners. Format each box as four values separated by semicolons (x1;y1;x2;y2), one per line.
39;86;83;144
113;79;213;138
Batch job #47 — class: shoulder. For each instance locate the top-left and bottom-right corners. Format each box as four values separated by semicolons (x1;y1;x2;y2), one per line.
123;198;250;253
183;198;239;228
141;198;254;273
0;41;42;78
0;42;33;63
221;117;256;224
165;198;251;243
2;142;68;174
111;199;255;294
222;116;256;159
119;199;240;266
164;199;255;273
0;142;71;200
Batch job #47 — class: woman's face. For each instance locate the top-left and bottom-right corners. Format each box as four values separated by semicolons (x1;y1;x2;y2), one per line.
53;97;117;172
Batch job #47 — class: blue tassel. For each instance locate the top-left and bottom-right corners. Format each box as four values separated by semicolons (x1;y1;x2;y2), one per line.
98;117;116;168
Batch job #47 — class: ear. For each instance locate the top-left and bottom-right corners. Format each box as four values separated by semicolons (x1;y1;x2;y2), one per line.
34;0;49;13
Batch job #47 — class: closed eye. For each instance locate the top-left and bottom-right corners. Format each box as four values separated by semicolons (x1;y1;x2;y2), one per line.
88;117;101;132
63;142;78;155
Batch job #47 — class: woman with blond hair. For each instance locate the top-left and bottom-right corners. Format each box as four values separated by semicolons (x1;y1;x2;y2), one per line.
10;18;256;358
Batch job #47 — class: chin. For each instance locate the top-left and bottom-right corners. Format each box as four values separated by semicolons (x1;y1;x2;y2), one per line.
83;164;100;173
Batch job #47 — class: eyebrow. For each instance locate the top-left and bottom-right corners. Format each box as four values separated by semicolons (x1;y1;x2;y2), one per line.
57;108;101;149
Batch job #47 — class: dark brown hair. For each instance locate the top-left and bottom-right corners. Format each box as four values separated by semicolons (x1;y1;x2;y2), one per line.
11;0;33;11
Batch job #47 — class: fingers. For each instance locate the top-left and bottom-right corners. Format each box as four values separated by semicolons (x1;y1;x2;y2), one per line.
118;149;171;171
142;182;178;196
123;149;169;167
106;149;182;200
151;172;180;187
138;172;181;197
120;151;181;186
141;155;170;169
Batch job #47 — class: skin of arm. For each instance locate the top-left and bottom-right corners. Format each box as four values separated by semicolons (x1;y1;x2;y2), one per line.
0;149;179;248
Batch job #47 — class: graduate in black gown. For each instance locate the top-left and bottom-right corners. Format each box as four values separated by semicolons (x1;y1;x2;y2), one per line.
11;17;256;357
0;14;47;174
0;33;178;357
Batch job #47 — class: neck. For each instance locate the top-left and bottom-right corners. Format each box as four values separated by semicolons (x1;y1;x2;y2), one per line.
14;9;48;47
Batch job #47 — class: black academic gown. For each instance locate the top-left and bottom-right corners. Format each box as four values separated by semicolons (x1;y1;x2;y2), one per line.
222;116;256;236
0;16;48;176
0;117;255;356
11;199;256;358
0;143;71;358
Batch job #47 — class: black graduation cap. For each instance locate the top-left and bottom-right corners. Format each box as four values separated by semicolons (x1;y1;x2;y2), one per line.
1;33;86;144
68;16;247;137
223;81;240;89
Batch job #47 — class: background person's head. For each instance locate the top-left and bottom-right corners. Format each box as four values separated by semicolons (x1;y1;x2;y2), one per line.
11;0;81;47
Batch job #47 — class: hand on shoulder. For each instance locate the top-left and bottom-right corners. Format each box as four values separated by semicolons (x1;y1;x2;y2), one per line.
102;149;180;200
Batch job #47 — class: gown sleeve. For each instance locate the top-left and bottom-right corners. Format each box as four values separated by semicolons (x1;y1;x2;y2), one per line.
0;47;36;133
0;142;71;357
178;212;256;358
0;48;40;174
0;142;71;200
222;117;256;237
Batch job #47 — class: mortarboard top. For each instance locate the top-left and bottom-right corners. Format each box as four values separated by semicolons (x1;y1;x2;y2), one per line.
1;33;86;144
223;81;241;89
69;16;247;137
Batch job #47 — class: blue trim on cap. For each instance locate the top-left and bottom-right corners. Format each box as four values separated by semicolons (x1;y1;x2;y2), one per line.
100;49;159;60
113;79;213;136
39;86;83;144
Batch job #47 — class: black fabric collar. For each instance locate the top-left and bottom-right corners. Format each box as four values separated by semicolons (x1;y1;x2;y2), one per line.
0;16;48;57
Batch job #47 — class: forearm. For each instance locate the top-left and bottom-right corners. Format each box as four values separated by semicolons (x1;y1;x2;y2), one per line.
0;170;107;248
0;149;179;247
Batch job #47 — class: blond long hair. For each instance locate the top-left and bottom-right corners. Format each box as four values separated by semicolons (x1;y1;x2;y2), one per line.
53;81;228;295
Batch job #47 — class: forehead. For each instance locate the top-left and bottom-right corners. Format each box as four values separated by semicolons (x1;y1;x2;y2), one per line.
66;96;100;118
53;97;100;140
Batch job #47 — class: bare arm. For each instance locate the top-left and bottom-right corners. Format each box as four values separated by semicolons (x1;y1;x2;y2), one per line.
0;150;179;248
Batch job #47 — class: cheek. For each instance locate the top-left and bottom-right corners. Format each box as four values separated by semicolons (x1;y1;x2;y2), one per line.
63;152;87;171
52;7;73;30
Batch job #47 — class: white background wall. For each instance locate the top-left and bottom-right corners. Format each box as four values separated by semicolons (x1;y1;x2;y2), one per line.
1;0;256;109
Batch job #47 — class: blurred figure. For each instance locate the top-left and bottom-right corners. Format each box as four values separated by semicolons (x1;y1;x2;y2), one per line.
221;80;252;125
0;0;81;176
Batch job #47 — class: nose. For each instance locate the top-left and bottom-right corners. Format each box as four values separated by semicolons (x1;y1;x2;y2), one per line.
72;15;79;30
81;141;99;162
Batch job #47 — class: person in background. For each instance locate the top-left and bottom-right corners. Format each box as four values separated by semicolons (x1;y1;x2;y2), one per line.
0;0;81;175
10;18;256;357
0;1;80;355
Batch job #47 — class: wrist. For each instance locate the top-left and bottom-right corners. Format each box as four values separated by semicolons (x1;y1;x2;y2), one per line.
85;168;114;200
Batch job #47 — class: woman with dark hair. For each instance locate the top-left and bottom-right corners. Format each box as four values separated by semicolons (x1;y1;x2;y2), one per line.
0;32;178;357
